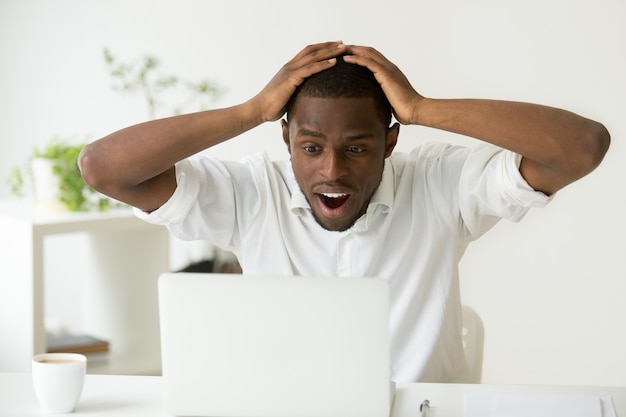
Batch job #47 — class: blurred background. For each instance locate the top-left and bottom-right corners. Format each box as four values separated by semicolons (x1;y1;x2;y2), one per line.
1;0;624;385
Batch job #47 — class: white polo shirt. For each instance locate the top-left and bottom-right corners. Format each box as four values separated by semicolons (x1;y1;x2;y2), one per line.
136;142;551;383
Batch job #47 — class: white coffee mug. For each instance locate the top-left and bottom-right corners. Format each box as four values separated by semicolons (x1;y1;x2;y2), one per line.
32;353;86;414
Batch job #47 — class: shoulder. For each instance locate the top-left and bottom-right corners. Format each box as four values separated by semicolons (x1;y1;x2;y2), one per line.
387;142;473;182
180;152;280;182
390;142;471;164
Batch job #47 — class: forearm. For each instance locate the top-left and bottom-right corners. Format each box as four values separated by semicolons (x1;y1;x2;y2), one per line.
79;100;264;210
413;97;610;193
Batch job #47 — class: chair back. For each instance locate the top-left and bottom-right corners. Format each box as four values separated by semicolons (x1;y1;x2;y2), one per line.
462;305;485;383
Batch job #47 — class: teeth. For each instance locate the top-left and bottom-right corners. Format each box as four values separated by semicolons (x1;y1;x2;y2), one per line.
321;193;348;198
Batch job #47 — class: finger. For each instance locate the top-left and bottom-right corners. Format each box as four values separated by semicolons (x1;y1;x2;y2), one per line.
342;45;390;73
291;41;346;63
286;56;339;87
343;45;386;60
283;42;346;83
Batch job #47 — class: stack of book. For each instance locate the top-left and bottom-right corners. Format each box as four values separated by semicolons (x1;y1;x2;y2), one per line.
47;334;110;365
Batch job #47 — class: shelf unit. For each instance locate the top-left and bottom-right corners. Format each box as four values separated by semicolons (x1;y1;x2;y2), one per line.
0;199;169;375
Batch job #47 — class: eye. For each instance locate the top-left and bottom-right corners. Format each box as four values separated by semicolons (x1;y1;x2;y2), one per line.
303;145;321;153
346;146;365;154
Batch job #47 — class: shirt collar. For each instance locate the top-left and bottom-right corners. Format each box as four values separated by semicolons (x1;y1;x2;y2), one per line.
368;158;394;214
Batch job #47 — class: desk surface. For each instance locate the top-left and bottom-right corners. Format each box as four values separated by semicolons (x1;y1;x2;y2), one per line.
1;373;624;416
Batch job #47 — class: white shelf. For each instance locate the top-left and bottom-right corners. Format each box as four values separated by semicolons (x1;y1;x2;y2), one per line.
0;199;169;375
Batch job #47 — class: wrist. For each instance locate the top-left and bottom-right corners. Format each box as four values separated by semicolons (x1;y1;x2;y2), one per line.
247;92;285;124
238;98;270;127
409;95;430;126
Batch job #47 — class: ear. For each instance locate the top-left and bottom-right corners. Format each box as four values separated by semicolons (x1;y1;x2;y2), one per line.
384;122;400;158
281;119;292;155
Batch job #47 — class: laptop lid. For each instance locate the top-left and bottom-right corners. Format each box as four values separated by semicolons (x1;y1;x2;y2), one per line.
158;273;392;417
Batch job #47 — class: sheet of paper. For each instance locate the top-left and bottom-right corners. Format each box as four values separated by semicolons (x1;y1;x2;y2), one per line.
464;393;616;417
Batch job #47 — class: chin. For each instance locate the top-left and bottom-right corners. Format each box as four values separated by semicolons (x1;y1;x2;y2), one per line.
312;213;361;233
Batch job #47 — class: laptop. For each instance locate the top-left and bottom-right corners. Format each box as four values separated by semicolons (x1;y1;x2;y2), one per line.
158;272;393;417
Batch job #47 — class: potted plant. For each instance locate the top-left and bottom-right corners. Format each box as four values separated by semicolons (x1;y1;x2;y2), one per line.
8;138;116;211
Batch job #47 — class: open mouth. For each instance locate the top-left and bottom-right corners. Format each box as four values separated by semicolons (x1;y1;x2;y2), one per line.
318;192;351;210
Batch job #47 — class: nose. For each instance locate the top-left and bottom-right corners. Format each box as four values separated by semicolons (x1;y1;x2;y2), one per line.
319;150;349;181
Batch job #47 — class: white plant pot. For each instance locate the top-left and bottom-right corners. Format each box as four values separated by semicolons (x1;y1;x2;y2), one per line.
31;157;66;211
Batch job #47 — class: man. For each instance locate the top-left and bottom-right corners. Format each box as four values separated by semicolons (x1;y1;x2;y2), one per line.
79;41;610;382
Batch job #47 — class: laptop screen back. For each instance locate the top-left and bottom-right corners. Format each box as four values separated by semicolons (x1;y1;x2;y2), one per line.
158;273;392;417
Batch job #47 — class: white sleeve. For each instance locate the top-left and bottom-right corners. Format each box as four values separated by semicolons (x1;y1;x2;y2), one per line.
459;144;553;238
133;158;200;227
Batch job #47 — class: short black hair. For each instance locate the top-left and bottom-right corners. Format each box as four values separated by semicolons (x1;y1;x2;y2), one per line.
285;55;392;127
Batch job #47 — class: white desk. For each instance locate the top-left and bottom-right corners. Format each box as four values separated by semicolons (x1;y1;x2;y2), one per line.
0;200;169;374
1;373;624;416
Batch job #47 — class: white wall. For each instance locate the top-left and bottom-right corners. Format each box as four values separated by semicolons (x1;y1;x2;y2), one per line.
2;0;624;386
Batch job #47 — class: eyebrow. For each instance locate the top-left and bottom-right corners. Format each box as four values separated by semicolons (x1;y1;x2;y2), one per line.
297;128;325;138
296;128;375;141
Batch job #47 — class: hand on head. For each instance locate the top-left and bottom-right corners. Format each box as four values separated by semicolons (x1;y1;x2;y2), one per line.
342;45;424;125
253;41;347;123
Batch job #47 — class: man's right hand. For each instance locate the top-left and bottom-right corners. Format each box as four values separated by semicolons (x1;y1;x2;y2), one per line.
251;41;347;123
